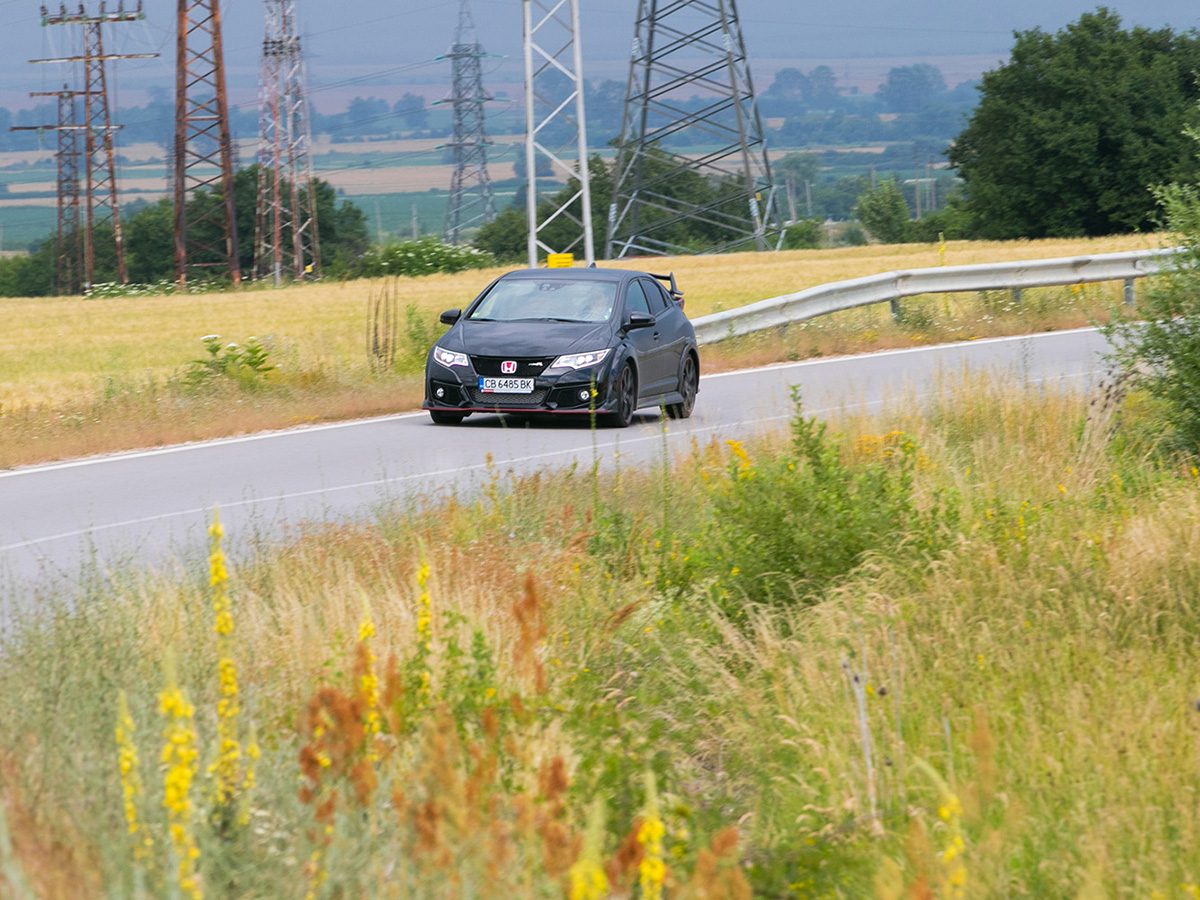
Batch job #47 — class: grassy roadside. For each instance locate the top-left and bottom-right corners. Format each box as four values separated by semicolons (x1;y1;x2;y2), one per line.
0;234;1158;469
2;372;1197;898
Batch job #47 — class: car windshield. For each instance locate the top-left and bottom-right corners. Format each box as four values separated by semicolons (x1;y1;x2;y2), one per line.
468;279;617;323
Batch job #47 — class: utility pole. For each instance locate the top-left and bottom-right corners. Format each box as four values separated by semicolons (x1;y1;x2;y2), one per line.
522;0;594;268
606;0;782;258
22;3;155;291
175;0;241;287
254;0;320;286
441;0;496;245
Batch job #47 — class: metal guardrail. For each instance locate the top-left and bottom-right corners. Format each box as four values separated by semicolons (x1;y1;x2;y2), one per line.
690;247;1182;345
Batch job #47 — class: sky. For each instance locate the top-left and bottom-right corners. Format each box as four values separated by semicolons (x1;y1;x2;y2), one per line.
1;0;1198;111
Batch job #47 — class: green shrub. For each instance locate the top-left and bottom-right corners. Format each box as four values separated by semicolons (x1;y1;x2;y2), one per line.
354;237;496;278
782;218;822;250
184;334;275;391
1104;184;1200;454
686;393;956;609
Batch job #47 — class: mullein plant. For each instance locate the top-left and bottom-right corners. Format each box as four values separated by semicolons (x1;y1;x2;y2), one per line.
160;653;202;900
568;799;609;900
638;773;667;900
206;509;244;834
115;690;153;865
357;597;381;762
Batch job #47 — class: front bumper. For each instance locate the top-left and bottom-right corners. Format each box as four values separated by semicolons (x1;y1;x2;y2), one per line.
424;359;615;414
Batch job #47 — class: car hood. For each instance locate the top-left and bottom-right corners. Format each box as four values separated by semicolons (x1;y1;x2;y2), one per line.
444;319;612;357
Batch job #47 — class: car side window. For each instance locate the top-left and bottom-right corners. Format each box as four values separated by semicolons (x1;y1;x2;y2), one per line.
625;280;651;316
640;279;668;314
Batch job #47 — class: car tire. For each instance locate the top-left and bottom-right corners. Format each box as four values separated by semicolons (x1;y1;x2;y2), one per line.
429;410;466;425
666;354;698;420
604;362;637;428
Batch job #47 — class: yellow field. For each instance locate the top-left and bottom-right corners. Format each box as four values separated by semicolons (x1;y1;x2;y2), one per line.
0;233;1159;411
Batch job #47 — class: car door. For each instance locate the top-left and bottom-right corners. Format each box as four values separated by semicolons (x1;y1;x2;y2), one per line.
640;278;690;395
621;279;670;397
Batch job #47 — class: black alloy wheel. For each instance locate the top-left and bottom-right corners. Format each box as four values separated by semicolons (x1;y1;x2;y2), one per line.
429;409;466;425
666;354;698;420
605;362;637;428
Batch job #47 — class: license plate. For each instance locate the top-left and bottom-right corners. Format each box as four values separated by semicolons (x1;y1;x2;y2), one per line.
479;377;534;393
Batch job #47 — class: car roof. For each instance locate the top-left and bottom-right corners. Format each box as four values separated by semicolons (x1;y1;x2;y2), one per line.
497;267;650;285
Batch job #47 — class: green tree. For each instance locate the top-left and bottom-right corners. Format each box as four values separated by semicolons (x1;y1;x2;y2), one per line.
949;9;1200;239
855;177;911;244
876;63;947;113
1105;116;1200;453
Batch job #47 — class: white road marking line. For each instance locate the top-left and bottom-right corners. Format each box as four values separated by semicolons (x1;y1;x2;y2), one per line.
0;410;428;479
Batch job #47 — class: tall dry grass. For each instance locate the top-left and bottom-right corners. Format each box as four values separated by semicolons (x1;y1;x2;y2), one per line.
2;369;1200;897
1;234;1156;411
0;234;1160;468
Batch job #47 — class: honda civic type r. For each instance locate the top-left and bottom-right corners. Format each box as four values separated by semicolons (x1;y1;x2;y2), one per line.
423;267;699;427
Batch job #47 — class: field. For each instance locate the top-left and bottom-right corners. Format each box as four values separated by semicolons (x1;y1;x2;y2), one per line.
0;233;1159;469
2;368;1198;898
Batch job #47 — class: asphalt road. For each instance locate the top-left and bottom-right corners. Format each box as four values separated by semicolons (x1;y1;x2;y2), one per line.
0;327;1110;597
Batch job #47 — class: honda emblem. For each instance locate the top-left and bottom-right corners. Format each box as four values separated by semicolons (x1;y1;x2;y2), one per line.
501;360;517;374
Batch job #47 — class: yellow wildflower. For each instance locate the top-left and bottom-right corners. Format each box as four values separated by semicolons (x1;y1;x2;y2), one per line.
160;659;202;900
569;798;610;900
725;439;752;478
115;690;152;861
207;509;242;819
638;774;667;900
358;597;381;760
415;561;433;699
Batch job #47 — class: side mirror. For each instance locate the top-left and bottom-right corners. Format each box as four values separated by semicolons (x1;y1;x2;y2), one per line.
626;311;655;330
439;308;462;325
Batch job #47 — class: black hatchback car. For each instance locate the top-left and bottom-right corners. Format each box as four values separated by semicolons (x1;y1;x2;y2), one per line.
423;267;699;426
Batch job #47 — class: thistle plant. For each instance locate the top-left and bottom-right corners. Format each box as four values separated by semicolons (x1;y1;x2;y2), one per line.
206;509;243;831
160;656;202;900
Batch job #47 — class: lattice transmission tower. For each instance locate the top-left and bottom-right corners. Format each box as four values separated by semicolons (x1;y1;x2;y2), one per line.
175;0;241;286
14;85;83;295
19;3;155;291
522;0;594;267
254;0;320;284
605;0;783;258
441;0;496;246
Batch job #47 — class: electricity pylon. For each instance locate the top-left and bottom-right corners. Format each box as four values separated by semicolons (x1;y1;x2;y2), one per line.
441;0;496;246
22;3;155;290
254;0;320;284
175;0;241;286
522;0;594;267
605;0;783;258
13;86;83;295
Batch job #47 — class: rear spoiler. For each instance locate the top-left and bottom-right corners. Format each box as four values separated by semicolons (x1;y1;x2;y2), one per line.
649;272;684;304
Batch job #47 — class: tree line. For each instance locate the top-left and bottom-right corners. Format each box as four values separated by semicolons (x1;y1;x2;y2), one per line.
0;167;369;296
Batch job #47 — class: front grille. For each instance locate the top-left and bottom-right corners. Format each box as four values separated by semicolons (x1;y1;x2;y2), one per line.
471;356;556;378
468;388;549;408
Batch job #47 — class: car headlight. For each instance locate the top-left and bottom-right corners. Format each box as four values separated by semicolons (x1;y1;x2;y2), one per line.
548;349;611;370
433;346;469;368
